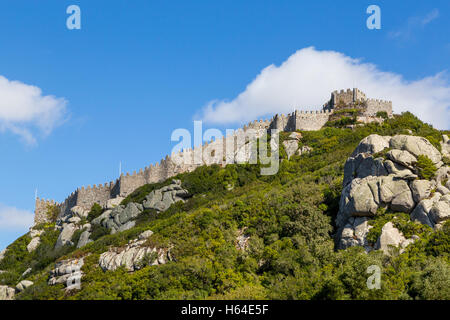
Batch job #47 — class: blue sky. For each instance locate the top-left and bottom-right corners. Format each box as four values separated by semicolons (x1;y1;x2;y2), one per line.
0;0;449;250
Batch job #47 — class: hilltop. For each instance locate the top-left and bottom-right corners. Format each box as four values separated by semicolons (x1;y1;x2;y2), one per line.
0;92;449;299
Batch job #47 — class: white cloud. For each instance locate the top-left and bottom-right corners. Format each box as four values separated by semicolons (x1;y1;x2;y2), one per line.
388;9;439;40
0;75;68;145
421;9;439;25
0;203;33;230
199;47;450;130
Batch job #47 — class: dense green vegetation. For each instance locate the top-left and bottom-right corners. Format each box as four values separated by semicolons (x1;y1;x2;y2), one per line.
376;111;388;119
87;203;103;222
416;155;437;180
1;112;449;300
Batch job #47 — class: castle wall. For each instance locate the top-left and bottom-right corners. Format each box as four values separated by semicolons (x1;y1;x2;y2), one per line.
35;88;393;224
59;191;78;218
119;171;147;197
364;99;392;117
331;89;354;108
295;110;333;131
353;88;366;101
76;183;114;211
269;113;297;131
34;198;59;225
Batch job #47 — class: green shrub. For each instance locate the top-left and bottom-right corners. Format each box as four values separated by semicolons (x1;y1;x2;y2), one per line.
90;224;110;241
376;111;388;119
121;180;173;206
86;203;103;222
46;204;60;222
5;112;449;301
443;156;450;166
416;155;437;180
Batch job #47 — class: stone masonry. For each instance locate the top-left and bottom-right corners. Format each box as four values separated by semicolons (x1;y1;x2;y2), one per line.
34;89;394;224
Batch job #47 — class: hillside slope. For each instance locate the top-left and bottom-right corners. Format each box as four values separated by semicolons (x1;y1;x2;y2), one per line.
0;112;449;300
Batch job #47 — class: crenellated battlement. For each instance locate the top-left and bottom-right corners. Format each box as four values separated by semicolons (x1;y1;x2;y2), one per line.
34;88;393;225
34;197;60;225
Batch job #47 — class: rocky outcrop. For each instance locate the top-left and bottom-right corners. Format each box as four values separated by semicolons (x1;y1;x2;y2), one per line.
297;145;312;156
143;180;190;212
0;249;7;262
337;134;450;252
410;197;437;227
337;217;372;251
0;285;15;300
441;135;450;158
281;132;313;159
351;134;390;157
15;280;33;293
105;197;125;209
429;195;450;225
98;230;170;272
77;228;93;248
410;180;433;203
282;132;302;159
48;258;84;287
93;202;143;234
55;223;79;249
70;206;89;219
375;222;415;255
91;180;189;235
236;228;250;251
389;135;442;165
53;205;94;249
26;229;43;253
21;268;32;278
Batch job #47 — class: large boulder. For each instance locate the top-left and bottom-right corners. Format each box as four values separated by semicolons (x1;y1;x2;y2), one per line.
98;230;169;272
105;197;125;209
338;217;372;251
70;206;89;219
338;174;415;228
429;199;450;224
389;135;442;165
434;166;450;185
410;180;433;202
386;149;417;169
143;180;190;212
282;140;299;159
27;237;41;253
437;185;450;196
440;135;450;158
15;280;33;293
375;222;413;255
48;258;84;288
55;223;78;249
77;230;92;248
96;203;143;234
338;176;379;227
383;160;417;180
410;199;436;227
91;209;112;225
343;153;387;186
0;286;15;300
337;134;448;251
282;132;302;159
29;229;43;238
351;134;390;157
